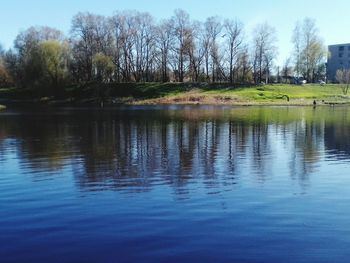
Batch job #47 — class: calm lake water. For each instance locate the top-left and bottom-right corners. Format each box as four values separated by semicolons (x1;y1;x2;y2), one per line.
1;105;350;262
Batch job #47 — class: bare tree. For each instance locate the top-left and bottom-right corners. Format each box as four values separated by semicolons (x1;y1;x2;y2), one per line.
201;24;211;82
71;12;112;82
223;19;243;83
129;12;155;82
109;12;124;82
292;18;326;83
156;19;174;82
204;16;222;82
110;12;142;82
292;21;302;78
236;46;252;83
336;69;350;95
171;9;192;82
252;22;277;84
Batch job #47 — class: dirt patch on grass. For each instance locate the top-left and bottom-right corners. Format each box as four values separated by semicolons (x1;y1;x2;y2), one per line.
137;93;244;105
131;89;350;106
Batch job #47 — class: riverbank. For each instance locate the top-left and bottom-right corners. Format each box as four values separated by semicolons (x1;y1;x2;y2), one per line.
0;83;349;106
134;83;350;106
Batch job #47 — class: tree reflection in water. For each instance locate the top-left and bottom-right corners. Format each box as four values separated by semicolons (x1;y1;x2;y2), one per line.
1;106;350;194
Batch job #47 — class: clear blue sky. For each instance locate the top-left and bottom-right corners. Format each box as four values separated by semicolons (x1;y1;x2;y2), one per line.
0;0;349;65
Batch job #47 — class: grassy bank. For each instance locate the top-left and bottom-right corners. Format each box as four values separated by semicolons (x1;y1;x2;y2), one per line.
0;83;349;106
132;83;350;105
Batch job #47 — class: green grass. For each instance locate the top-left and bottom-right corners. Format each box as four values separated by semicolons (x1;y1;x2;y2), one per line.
203;84;343;100
1;83;349;105
143;84;350;105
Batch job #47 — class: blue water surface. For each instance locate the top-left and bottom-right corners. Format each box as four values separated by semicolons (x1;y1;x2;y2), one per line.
1;106;350;263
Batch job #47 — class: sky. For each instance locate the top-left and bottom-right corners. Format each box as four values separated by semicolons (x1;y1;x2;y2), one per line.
1;0;349;65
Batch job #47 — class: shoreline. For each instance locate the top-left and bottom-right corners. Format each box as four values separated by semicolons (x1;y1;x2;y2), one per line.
1;97;349;108
132;97;350;107
1;83;350;108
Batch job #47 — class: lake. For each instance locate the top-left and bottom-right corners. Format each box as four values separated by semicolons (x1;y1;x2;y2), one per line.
1;105;350;263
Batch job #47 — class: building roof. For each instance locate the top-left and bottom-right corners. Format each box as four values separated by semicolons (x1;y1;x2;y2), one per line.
328;43;350;47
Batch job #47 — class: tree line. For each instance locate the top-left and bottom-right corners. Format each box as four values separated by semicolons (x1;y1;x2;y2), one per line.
0;9;326;94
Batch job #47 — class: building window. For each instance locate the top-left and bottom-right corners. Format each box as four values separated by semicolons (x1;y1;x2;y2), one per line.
348;46;350;51
339;53;343;58
339;46;345;51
